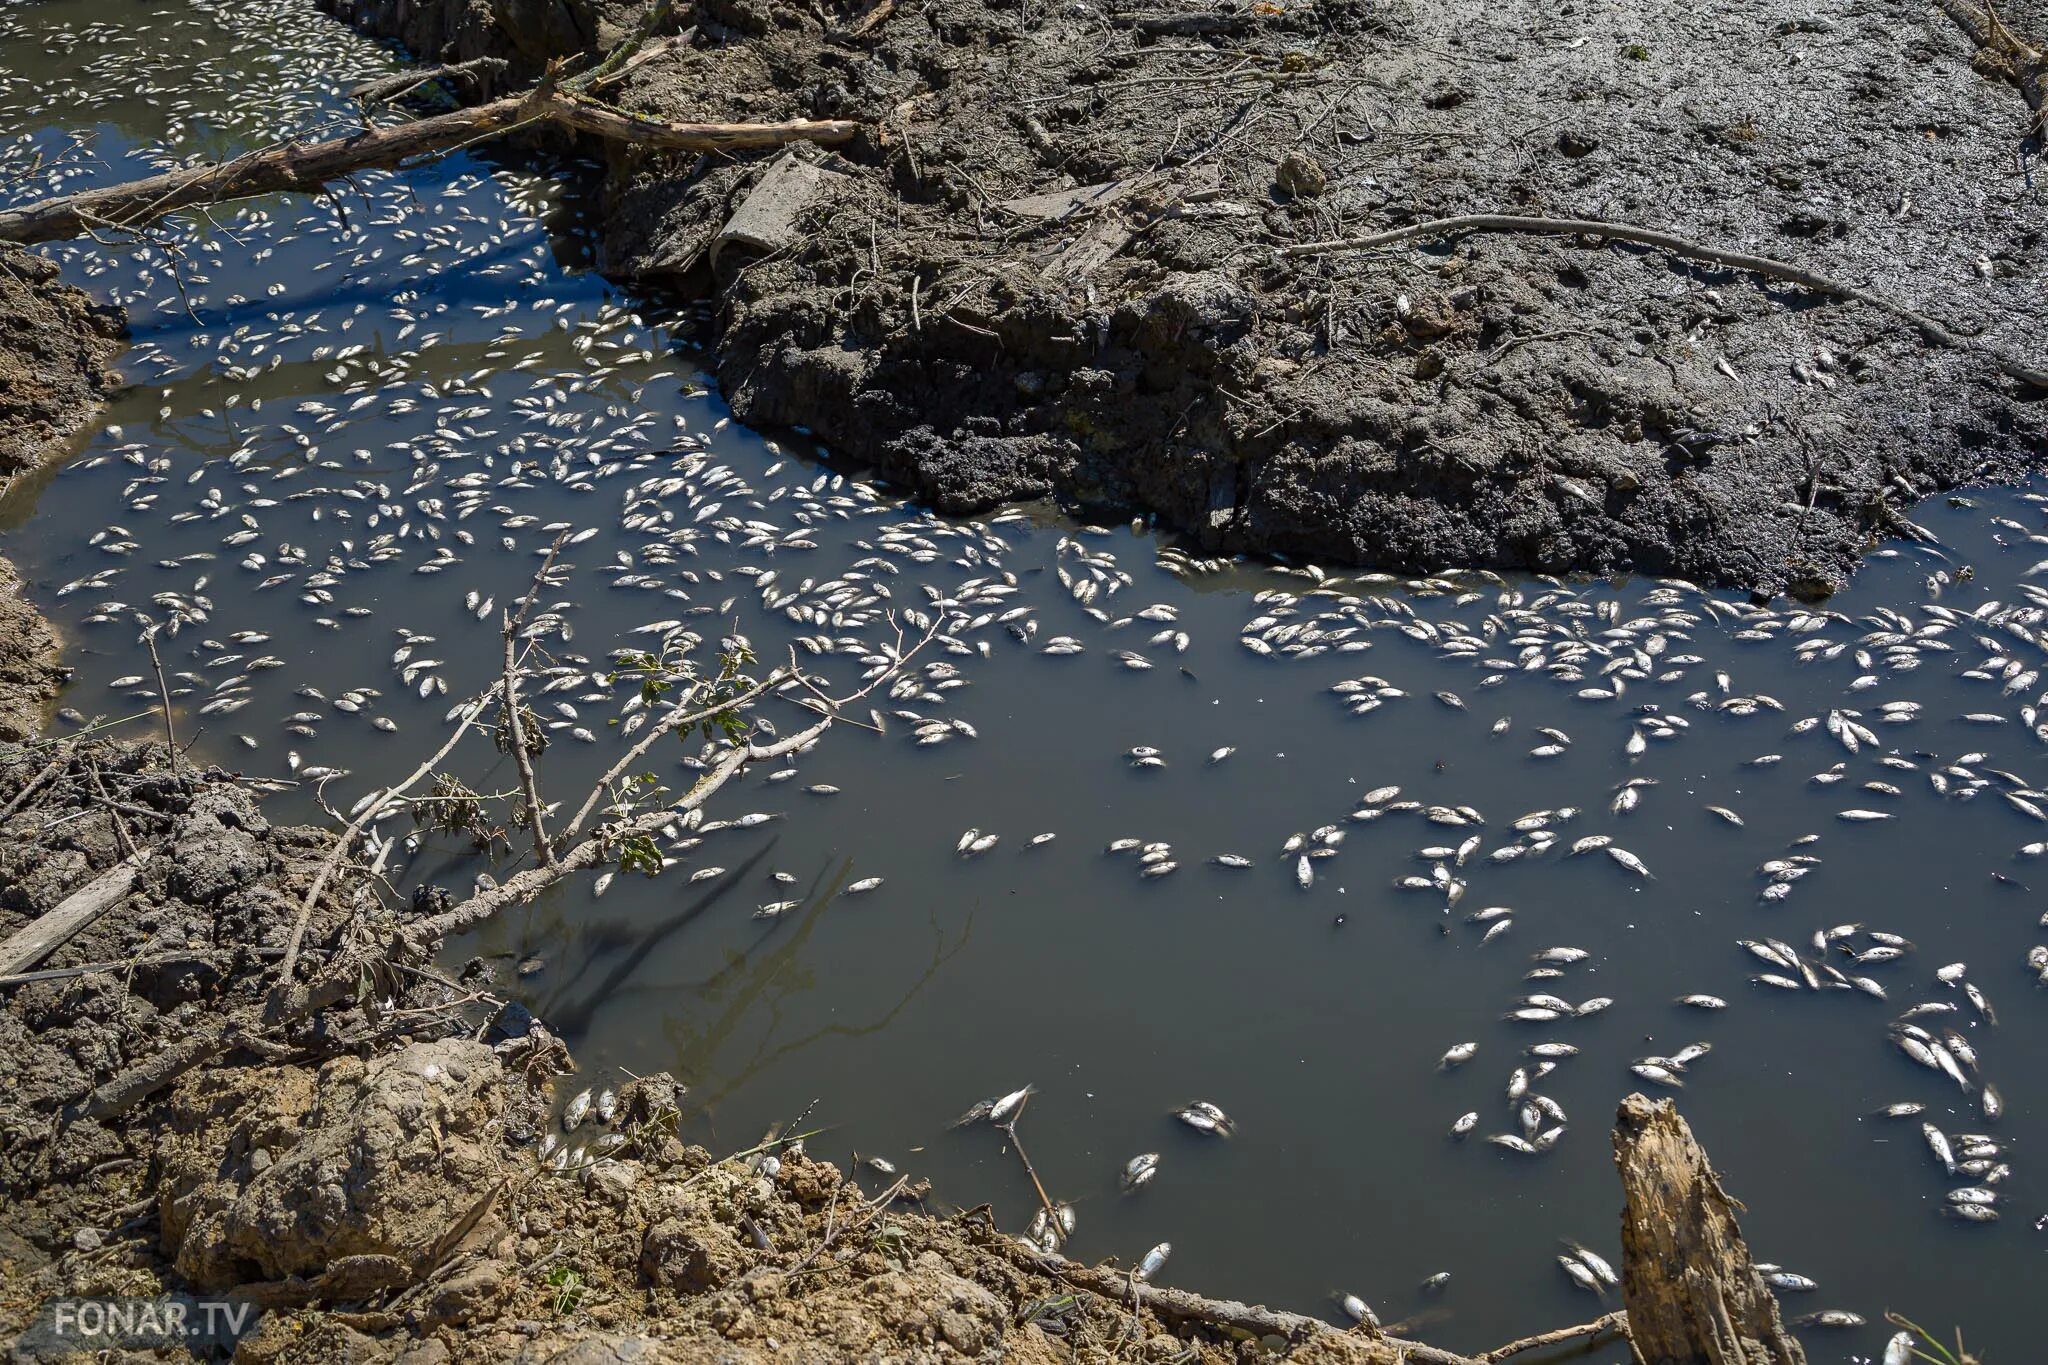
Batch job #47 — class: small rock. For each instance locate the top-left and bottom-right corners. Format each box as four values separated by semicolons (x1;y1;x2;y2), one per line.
588;1160;639;1201
72;1228;104;1252
1275;150;1327;198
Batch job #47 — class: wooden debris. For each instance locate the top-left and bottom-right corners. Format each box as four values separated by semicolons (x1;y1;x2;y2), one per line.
1611;1093;1806;1365
0;852;148;976
0;91;858;247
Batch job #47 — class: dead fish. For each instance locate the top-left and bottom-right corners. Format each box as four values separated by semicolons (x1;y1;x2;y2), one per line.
1439;1042;1479;1070
1134;1242;1171;1282
1924;1122;1956;1174
1176;1101;1234;1135
1567;1244;1619;1288
1556;1255;1602;1291
562;1087;594;1132
1606;847;1652;877
1121;1152;1160;1191
989;1085;1034;1124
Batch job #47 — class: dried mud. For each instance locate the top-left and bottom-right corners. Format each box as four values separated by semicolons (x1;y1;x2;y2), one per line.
326;0;2048;595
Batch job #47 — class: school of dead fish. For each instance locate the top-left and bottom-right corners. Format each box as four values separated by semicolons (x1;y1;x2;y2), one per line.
4;5;2046;1346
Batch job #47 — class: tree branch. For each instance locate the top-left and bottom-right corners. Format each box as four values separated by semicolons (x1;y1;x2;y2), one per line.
499;616;557;871
272;695;490;994
0;90;858;246
1479;1312;1628;1362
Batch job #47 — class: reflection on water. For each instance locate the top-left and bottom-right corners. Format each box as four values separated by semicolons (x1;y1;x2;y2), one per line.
5;2;2048;1359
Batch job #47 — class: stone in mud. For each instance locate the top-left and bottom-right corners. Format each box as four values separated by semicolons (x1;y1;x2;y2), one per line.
1275;150;1328;198
711;153;850;270
159;1040;506;1289
641;1208;751;1294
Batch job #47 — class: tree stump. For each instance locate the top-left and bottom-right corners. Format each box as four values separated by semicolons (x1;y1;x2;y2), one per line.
1611;1094;1805;1365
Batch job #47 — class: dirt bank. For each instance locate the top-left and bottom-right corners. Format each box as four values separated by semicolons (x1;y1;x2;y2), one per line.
0;244;122;745
0;245;124;496
324;0;2046;595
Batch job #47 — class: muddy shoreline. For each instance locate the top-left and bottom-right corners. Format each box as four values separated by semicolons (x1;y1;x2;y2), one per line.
0;246;120;746
324;0;2048;596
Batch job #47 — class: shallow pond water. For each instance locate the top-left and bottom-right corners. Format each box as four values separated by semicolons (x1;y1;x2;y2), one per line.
5;3;2047;1358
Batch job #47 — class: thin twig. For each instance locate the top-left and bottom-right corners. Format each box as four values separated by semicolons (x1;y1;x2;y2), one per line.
273;694;491;993
1478;1311;1628;1362
140;626;177;775
1003;1119;1061;1225
500;615;558;871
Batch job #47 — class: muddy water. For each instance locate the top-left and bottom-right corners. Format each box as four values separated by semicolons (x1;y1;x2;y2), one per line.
5;2;2046;1358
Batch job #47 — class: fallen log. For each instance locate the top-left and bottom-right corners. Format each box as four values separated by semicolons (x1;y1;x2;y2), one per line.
0;852;148;976
1612;1094;1805;1365
0;89;858;247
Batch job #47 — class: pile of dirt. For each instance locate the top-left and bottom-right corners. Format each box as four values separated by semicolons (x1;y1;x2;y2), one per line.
328;0;2046;595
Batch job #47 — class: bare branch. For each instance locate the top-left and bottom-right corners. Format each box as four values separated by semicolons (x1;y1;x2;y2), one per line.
0;90;859;246
499;615;557;871
1478;1312;1628;1362
140;625;178;775
273;695;491;992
